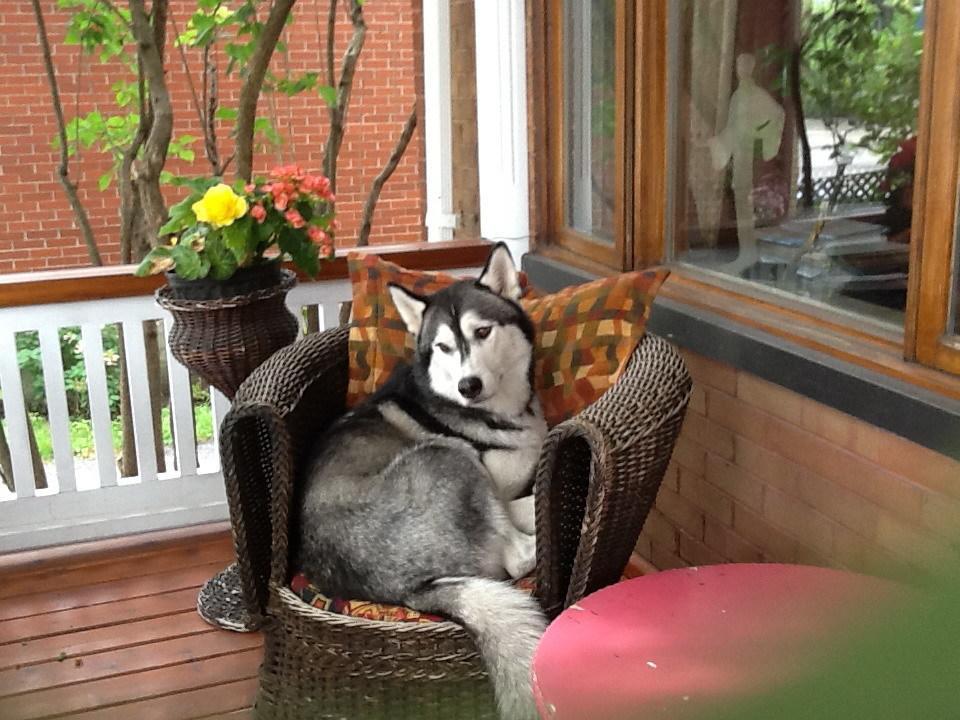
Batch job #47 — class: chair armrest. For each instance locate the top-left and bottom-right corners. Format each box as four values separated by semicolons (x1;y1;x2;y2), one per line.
220;325;350;623
534;333;691;618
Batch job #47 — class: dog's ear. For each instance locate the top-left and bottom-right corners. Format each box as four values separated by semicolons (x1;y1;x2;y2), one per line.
477;242;521;301
388;283;428;336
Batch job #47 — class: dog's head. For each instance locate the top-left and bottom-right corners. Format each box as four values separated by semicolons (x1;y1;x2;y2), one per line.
388;243;535;415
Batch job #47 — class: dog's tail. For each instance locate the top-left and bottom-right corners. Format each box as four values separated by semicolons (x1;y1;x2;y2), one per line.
409;577;547;720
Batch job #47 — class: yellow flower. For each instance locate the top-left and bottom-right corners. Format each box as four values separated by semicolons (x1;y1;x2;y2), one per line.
192;184;249;228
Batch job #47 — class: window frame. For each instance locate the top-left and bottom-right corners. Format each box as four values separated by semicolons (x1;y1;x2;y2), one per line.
540;0;635;272
905;0;960;377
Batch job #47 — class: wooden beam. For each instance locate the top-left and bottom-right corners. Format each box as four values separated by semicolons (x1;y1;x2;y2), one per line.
0;240;491;308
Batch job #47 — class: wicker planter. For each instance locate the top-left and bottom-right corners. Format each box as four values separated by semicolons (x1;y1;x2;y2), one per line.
156;262;300;633
156;262;299;399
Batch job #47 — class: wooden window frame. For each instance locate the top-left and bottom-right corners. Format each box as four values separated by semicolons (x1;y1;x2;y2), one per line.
529;0;960;389
538;0;635;272
905;0;960;377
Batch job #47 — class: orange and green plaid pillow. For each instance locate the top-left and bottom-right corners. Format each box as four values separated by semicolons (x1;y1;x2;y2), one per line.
345;252;668;426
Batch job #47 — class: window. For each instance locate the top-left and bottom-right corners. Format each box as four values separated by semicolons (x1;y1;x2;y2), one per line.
670;0;924;328
532;0;960;379
543;0;633;270
662;0;960;378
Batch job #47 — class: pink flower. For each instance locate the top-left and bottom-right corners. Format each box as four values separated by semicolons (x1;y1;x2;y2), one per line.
244;183;256;193
321;242;334;258
285;209;306;229
250;204;267;223
273;192;291;211
308;226;328;243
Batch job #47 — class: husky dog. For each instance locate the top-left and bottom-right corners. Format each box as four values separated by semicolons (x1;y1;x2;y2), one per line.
295;243;548;719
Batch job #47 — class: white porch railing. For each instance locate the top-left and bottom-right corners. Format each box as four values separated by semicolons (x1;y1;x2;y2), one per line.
0;245;485;552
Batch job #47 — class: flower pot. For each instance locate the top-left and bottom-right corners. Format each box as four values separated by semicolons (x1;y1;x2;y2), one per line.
156;264;299;400
164;258;286;301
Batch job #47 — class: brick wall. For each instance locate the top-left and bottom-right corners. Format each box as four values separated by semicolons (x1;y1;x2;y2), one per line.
0;0;424;273
638;350;960;582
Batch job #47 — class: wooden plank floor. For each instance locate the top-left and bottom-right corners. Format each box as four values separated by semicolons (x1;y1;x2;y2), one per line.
0;525;263;719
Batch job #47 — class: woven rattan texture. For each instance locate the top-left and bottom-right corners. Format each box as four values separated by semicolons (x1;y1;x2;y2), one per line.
157;270;300;399
220;326;690;717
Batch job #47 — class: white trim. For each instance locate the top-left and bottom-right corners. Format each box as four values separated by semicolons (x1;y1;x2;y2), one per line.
474;0;530;263
423;0;456;242
0;330;35;499
82;323;119;487
0;472;228;552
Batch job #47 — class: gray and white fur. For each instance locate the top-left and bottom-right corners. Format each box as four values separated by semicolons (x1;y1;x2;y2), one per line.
294;243;548;719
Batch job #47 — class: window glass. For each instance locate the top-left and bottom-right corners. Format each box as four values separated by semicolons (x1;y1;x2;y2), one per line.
564;0;617;242
671;0;924;325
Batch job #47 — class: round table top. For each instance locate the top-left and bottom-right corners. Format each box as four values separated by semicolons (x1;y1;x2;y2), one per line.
532;563;904;720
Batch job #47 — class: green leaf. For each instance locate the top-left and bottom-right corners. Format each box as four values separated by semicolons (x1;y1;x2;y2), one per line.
170;244;204;280
204;235;239;281
134;246;174;276
215;106;239;121
98;172;112;191
318;85;338;108
278;227;319;277
158;196;197;236
223;216;256;265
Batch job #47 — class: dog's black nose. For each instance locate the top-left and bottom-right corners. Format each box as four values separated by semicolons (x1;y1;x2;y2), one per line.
458;376;483;399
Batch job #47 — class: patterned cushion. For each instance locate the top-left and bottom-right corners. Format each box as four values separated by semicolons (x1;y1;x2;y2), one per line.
345;252;668;426
291;573;537;624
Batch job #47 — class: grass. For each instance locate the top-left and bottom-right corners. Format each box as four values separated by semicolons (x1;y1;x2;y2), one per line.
21;404;214;462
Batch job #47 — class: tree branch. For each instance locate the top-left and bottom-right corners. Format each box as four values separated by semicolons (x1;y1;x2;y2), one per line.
235;0;298;181
326;0;338;87
168;12;206;139
323;0;365;192
31;0;102;266
357;106;417;246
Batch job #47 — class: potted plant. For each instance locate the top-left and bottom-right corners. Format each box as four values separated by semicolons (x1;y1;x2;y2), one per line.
138;165;336;398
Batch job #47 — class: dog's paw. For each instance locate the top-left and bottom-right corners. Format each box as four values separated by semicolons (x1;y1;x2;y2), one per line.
503;529;536;580
508;495;536;535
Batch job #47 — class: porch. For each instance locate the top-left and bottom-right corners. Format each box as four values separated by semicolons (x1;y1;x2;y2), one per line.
0;523;259;720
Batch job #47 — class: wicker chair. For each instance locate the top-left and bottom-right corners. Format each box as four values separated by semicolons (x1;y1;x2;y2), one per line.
220;324;690;719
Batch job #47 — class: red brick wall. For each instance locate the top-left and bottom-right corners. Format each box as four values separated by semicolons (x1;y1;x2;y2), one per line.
638;350;960;582
0;0;425;274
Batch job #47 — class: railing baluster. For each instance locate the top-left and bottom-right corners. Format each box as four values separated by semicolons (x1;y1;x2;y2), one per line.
162;317;197;478
80;324;118;488
38;327;76;493
211;389;230;469
0;331;36;498
121;321;158;483
321;302;341;331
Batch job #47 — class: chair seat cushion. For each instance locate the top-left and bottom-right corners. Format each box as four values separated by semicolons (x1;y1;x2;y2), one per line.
346;253;669;426
290;573;538;624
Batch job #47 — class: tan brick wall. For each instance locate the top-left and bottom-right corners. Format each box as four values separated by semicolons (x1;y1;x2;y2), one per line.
638;350;960;581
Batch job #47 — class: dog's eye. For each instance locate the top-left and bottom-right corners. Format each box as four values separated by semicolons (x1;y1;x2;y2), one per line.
475;326;492;340
435;342;453;354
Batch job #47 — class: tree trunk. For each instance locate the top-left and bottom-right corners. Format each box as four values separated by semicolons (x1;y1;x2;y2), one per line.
790;44;815;209
0;421;14;493
236;0;299;181
31;0;101;266
28;416;48;491
323;0;366;192
129;0;173;241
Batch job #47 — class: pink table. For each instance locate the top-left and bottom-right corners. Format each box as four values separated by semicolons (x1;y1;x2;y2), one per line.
532;563;904;720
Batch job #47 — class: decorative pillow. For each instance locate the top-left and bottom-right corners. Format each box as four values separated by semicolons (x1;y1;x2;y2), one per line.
291;572;537;624
346;252;669;426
